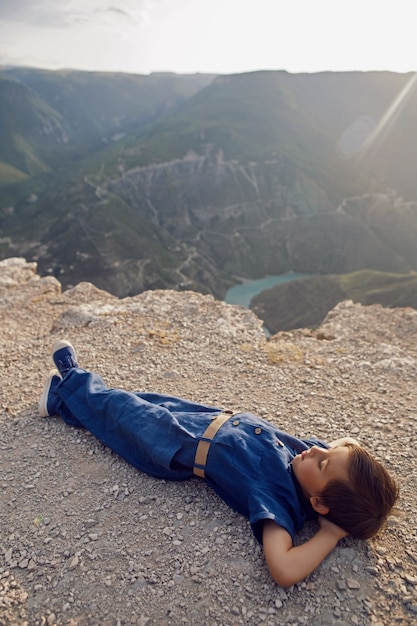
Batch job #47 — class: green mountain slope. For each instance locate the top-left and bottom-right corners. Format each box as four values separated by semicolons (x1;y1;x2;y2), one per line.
103;71;362;204
0;68;215;182
1;68;417;301
103;70;417;201
251;269;417;333
0;75;65;176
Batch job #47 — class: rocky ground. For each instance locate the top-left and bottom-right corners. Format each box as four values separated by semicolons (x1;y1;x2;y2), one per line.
0;257;416;626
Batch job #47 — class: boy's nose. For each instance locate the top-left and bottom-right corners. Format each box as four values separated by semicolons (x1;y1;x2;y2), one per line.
310;446;327;457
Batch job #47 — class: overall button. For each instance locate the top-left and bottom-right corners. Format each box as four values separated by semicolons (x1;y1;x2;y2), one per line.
232;420;240;426
254;427;262;435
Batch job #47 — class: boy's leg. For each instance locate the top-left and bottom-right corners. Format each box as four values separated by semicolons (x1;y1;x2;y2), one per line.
51;368;196;479
136;392;222;416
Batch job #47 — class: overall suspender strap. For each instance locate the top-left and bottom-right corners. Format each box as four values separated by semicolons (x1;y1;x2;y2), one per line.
193;411;235;479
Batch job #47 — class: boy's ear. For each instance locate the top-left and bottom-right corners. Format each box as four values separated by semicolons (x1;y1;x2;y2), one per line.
310;496;329;515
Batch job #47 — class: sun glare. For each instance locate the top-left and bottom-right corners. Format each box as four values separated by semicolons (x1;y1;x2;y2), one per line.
359;72;417;159
338;72;417;159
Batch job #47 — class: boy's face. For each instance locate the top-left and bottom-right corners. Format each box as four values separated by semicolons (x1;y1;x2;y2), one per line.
291;445;350;502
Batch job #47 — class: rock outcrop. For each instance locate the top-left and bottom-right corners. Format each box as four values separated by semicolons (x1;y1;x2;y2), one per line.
1;258;416;625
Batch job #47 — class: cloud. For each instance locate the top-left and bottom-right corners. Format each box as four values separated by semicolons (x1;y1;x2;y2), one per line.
106;6;133;19
90;6;139;27
1;0;415;75
0;47;25;67
0;1;70;27
0;0;152;28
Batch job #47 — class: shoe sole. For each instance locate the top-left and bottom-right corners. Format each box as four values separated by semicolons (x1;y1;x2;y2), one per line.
39;369;60;417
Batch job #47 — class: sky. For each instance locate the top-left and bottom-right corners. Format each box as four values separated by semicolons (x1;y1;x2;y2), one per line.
0;0;416;76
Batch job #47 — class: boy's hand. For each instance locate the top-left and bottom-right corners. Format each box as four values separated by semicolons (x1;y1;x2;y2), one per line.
318;515;349;540
263;519;348;587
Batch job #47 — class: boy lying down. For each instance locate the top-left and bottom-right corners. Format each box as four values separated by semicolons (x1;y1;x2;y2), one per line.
38;340;399;587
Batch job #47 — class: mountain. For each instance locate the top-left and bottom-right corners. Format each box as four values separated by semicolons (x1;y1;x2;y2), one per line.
0;68;215;182
1;68;417;299
111;70;417;199
251;268;417;333
0;74;63;182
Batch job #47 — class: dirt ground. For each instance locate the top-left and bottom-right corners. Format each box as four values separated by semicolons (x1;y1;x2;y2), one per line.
1;258;416;626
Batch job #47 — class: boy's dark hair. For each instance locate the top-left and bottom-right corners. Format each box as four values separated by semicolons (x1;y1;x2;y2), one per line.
320;444;399;539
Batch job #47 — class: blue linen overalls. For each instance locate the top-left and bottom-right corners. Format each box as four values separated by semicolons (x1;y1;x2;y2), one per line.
52;369;328;543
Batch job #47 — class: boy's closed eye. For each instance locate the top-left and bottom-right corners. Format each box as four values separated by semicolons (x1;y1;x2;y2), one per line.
292;445;350;500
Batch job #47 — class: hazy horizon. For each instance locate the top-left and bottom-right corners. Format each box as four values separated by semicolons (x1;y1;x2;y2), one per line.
0;0;416;77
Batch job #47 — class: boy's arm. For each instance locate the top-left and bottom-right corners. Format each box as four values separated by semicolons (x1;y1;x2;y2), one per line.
262;518;348;587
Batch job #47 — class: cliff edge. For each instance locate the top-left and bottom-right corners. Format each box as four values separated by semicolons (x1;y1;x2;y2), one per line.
1;258;416;625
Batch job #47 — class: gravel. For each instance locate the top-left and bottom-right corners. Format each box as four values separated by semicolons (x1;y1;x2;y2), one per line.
0;257;416;625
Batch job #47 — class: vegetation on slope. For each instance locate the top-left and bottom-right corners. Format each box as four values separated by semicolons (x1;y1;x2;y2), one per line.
1;68;417;304
251;270;417;333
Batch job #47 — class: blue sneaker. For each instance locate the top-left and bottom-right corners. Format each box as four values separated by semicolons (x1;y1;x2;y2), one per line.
52;340;79;378
39;370;61;417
